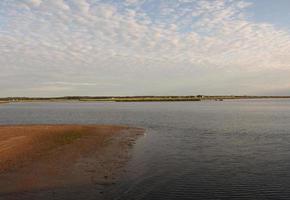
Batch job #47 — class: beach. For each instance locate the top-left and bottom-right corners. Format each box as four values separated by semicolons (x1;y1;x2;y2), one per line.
0;125;144;199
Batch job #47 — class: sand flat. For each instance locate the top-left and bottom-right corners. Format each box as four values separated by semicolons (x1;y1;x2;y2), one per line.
0;125;144;199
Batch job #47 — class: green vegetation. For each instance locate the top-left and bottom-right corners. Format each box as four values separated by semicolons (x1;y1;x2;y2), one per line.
80;97;201;102
1;95;290;103
53;131;83;146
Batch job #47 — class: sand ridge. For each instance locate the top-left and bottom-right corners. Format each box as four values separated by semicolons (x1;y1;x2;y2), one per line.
0;125;144;199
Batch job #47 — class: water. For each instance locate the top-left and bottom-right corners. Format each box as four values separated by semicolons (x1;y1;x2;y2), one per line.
1;99;290;199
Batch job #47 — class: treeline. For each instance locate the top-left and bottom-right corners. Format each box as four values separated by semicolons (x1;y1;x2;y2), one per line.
1;95;290;102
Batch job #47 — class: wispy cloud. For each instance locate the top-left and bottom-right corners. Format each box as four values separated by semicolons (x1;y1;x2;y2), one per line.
0;0;290;96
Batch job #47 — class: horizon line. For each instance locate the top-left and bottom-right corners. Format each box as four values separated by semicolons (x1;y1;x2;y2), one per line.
1;95;290;99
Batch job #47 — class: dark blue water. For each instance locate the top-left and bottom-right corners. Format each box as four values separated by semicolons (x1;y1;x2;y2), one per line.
1;99;290;199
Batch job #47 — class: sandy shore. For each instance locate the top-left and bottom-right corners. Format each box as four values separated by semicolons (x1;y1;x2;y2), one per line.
0;125;144;200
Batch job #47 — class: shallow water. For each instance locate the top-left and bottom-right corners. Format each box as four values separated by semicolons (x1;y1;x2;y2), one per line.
1;99;290;199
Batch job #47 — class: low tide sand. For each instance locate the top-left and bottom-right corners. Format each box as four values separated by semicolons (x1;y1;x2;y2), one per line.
0;125;144;200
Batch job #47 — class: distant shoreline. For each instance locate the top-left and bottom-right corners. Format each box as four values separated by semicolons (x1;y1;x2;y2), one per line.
1;95;290;103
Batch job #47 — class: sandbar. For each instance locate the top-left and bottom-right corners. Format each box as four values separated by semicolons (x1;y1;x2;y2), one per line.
0;125;144;199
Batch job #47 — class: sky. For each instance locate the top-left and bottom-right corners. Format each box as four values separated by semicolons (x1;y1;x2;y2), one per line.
0;0;290;97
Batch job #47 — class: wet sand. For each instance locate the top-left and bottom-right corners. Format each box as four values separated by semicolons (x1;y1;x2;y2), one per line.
0;125;144;200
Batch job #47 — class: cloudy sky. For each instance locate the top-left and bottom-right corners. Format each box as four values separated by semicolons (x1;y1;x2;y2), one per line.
1;0;290;97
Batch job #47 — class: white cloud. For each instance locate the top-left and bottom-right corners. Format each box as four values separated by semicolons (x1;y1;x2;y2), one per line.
25;0;42;7
0;0;290;96
125;0;140;5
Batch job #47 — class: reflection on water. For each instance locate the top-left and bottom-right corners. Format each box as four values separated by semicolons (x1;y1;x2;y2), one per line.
1;99;290;199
